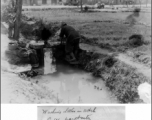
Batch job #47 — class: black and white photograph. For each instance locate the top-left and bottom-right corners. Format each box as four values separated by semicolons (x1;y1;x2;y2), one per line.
38;106;125;120
1;0;151;104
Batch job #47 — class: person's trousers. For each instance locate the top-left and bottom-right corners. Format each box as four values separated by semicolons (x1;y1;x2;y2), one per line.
29;49;39;68
65;38;80;55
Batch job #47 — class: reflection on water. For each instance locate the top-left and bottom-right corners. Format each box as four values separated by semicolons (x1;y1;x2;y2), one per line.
34;63;118;103
44;49;56;74
33;48;118;103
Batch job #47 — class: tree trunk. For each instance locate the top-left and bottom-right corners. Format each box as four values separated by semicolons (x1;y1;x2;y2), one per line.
80;0;83;11
13;0;23;41
30;0;33;5
132;0;135;7
146;0;148;7
139;0;141;8
42;0;47;4
108;0;110;5
33;0;38;5
126;1;128;8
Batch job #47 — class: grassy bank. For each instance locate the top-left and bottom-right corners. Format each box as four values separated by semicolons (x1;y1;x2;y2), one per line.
52;44;150;103
78;51;150;103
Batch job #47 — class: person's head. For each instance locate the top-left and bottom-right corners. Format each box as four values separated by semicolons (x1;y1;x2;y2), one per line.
133;8;140;17
29;40;36;49
60;22;67;28
41;27;52;41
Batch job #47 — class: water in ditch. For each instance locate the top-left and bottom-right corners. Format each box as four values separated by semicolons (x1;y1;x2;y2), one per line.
32;48;118;104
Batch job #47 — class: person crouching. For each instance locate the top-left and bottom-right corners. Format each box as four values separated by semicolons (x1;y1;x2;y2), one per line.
59;22;80;63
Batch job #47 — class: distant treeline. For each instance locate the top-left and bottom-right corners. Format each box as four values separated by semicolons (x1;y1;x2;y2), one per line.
2;0;151;6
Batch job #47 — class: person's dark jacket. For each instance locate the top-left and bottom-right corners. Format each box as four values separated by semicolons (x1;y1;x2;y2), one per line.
60;25;80;43
41;27;52;41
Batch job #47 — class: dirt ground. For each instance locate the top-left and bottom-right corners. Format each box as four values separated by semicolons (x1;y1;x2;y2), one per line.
1;34;63;103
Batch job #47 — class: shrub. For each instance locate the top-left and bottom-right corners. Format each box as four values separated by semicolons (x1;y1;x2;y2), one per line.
5;49;30;65
105;62;148;103
103;57;117;68
84;6;89;12
128;34;144;47
20;17;60;41
1;1;16;24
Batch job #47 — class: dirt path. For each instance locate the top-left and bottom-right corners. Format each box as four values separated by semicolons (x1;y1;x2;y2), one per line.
80;43;114;55
80;43;151;80
116;53;151;80
1;34;59;103
1;71;57;103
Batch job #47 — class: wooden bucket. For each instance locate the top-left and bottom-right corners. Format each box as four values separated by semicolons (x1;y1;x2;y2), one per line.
29;42;44;67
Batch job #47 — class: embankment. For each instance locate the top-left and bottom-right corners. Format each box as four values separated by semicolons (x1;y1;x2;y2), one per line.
52;44;150;103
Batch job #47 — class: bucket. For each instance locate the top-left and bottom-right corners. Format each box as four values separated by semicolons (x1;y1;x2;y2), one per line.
29;42;44;67
8;42;18;50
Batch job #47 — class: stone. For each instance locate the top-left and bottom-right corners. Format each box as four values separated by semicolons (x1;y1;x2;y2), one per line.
138;82;151;104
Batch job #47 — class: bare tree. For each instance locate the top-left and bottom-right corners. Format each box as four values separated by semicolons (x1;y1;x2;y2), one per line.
13;0;23;40
138;0;141;8
132;0;136;7
80;0;83;11
126;0;129;8
108;0;110;5
30;0;33;5
146;0;148;7
33;0;38;5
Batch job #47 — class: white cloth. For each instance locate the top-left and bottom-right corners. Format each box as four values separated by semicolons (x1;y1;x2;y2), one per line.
138;82;151;104
44;50;56;75
1;60;32;73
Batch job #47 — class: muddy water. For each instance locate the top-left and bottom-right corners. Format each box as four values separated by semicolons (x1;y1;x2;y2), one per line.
32;49;118;104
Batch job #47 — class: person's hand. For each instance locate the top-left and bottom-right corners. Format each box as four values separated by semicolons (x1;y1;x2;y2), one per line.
60;38;63;45
56;29;61;36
